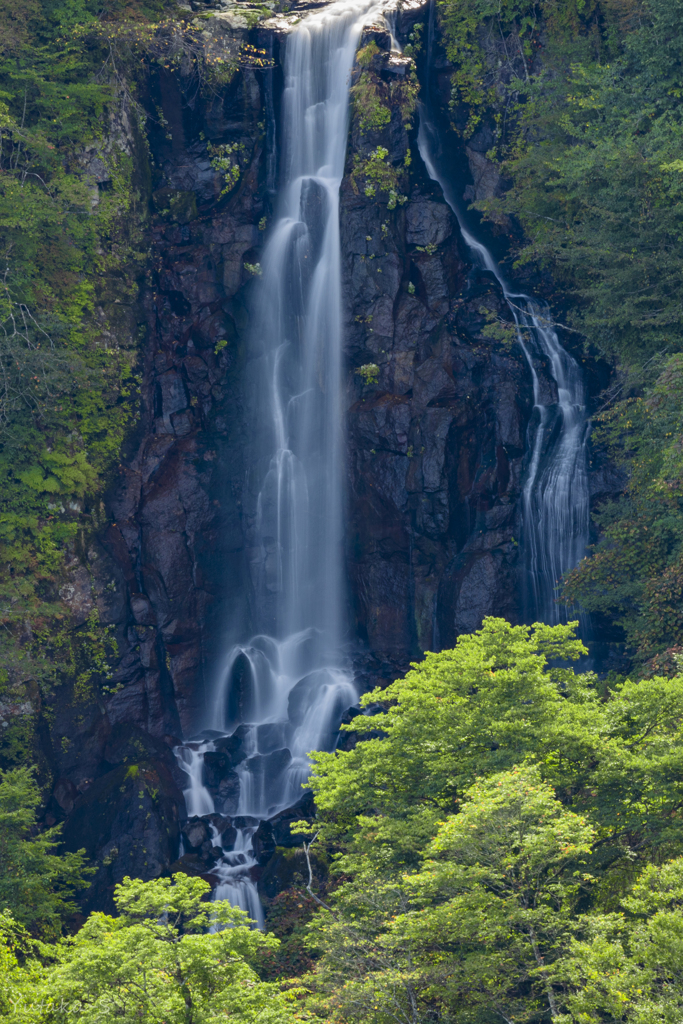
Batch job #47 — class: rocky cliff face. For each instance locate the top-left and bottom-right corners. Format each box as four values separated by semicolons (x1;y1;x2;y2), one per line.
341;161;533;685
43;5;617;909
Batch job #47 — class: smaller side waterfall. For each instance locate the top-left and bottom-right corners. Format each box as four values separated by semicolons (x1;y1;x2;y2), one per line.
417;112;590;625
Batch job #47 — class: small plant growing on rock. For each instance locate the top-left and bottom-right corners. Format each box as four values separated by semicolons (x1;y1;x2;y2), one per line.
356;363;380;386
244;262;262;276
208;141;245;195
354;147;407;210
404;21;424;57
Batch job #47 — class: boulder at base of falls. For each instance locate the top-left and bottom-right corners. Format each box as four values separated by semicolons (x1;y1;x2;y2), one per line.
181;813;237;854
202;751;240;815
258;845;328;902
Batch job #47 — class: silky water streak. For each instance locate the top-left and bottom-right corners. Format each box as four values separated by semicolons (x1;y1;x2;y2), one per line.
417;108;590;625
174;0;384;924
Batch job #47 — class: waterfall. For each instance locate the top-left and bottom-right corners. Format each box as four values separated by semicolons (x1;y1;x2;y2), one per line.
416;112;590;625
174;0;383;924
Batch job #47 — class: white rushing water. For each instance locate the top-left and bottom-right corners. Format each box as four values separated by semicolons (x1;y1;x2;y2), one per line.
417;112;590;625
174;0;384;924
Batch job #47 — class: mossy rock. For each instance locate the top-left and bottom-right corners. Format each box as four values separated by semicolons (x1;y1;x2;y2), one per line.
152;188;198;224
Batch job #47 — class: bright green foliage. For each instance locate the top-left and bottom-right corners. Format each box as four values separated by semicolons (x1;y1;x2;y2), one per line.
350;41;417;209
307;768;596;1023
553;858;683;1022
0;874;298;1024
306;623;683;1006
0;912;43;1021
308;619;683;871
308;618;591;867
438;0;622;139
352;43;392;133
438;0;683;364
355;362;380;386
301;622;683;1021
564;356;683;661
353;145;408;208
0;766;90;939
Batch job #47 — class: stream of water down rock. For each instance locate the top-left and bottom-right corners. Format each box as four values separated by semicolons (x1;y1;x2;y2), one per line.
416;109;591;627
174;0;592;924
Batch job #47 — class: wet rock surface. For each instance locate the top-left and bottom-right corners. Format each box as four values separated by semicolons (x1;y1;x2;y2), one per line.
341;97;534;685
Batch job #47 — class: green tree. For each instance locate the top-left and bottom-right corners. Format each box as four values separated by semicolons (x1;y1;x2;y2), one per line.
306;768;597;1024
563;355;683;662
0;912;41;1021
299;621;683;1020
0;766;89;939
2;873;298;1024
307;618;593;873
308;619;683;876
553;858;683;1022
471;0;683;365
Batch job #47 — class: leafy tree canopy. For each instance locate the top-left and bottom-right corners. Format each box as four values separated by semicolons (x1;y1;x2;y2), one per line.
308;619;683;877
298;620;683;1023
0;872;299;1024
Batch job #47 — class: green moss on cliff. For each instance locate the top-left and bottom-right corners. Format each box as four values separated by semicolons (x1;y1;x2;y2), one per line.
0;0;156;770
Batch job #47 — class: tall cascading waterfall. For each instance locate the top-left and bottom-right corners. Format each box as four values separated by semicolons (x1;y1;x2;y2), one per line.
417;109;590;625
174;0;385;925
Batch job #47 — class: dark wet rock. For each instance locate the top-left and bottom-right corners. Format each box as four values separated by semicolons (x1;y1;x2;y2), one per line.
202;750;240;815
182;817;211;849
205;813;237;849
258;847;312;901
104;722;177;767
61;759;183;914
405;199;454;248
52;777;78;816
214;729;248;763
269;791;315;847
243;748;292;805
341;86;536;684
34;40;266;905
233;815;259;830
252;819;276;866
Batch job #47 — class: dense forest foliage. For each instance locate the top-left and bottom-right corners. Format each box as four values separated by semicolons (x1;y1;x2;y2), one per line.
297;618;683;1022
1;0;683;1020
0;0;148;773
